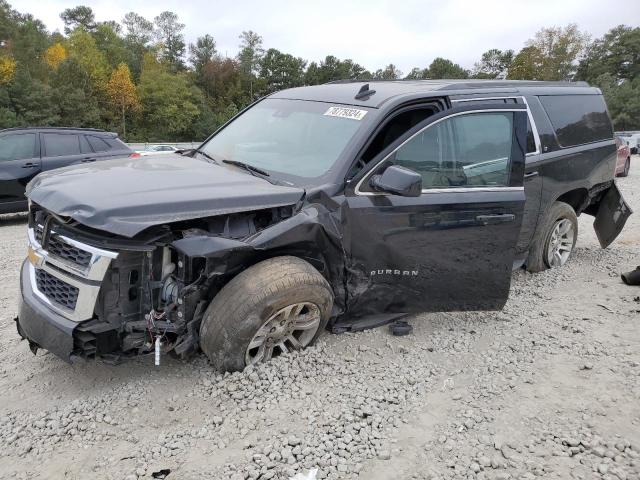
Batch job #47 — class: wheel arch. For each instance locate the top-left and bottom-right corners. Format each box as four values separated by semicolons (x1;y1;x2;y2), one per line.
554;188;589;215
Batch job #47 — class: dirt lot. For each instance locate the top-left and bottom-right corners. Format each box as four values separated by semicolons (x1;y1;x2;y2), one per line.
1;161;639;480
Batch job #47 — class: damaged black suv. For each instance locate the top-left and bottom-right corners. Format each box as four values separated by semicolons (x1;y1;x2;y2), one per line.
16;80;631;371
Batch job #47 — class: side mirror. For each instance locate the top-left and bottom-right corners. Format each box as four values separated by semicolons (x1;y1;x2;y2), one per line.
370;165;422;197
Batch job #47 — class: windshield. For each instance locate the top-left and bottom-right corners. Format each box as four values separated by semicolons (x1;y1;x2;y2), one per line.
200;99;372;179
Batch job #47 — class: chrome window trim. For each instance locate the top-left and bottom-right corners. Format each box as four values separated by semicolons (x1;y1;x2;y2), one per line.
451;96;541;156
354;108;527;197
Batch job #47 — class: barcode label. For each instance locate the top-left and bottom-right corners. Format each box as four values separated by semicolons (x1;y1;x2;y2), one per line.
324;106;368;120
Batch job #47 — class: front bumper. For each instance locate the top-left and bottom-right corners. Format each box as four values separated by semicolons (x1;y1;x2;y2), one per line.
17;260;77;362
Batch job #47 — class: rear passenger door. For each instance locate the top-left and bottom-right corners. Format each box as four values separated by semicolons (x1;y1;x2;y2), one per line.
344;104;529;314
41;132;94;171
0;132;41;210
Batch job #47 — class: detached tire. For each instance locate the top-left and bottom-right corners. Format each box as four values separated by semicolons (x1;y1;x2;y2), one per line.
526;201;578;273
199;256;333;372
620;158;630;177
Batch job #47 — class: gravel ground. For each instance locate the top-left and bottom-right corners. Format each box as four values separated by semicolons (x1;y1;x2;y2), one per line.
1;160;639;480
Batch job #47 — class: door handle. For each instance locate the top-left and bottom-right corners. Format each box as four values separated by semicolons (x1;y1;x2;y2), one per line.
81;158;97;163
22;162;38;168
476;214;515;225
524;171;539;179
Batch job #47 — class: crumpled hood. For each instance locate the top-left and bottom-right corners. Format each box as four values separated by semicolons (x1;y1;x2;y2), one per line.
26;154;305;238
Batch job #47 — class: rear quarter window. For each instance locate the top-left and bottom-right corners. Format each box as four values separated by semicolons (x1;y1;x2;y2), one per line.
105;138;130;151
86;135;112;152
539;95;613;148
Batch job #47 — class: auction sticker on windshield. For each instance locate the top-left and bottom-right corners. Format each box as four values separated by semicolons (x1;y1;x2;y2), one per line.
324;106;368;120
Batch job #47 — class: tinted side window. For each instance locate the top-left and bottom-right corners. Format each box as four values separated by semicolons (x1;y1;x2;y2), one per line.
0;134;36;161
43;134;81;157
87;135;111;152
539;95;613;148
105;138;128;150
393;112;514;188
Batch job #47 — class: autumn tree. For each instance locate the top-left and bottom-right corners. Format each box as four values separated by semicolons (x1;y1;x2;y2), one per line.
507;46;543;80
509;24;589;80
0;54;15;84
106;63;140;139
44;42;66;69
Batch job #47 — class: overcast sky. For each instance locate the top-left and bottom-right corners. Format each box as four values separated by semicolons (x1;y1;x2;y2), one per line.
15;0;640;73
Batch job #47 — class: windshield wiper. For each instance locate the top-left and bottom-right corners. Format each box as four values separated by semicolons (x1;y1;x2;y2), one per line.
187;148;220;164
222;159;270;177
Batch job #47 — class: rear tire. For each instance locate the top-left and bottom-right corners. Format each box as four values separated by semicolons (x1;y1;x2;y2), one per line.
620;158;630;177
526;201;578;273
199;256;333;372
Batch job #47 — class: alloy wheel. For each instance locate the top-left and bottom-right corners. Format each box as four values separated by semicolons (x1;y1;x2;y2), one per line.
546;218;575;267
245;302;321;366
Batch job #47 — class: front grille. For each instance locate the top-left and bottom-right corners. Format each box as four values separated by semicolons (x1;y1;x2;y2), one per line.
35;226;92;268
47;236;92;267
35;269;79;310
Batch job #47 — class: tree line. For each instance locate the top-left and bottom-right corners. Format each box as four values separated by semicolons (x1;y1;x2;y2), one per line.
0;2;638;142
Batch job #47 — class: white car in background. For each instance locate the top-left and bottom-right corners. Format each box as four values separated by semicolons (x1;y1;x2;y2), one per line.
137;144;179;156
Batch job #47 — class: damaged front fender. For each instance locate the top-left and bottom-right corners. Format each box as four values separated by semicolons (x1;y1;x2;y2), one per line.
171;204;348;315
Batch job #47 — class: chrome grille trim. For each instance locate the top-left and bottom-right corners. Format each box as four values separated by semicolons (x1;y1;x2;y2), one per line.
27;226;118;322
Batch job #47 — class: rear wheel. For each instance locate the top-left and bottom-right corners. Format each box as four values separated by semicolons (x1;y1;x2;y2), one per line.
199;256;333;372
526;201;578;272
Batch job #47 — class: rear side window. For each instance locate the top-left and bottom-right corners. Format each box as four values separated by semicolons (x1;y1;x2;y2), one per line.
539;95;613;148
43;133;81;157
87;135;112;152
0;134;36;161
105;138;128;150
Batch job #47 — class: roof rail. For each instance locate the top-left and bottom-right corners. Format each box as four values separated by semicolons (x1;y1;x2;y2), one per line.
324;79;591;88
0;126;109;133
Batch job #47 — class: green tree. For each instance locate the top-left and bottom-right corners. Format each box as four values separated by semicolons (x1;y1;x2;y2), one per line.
373;63;402;80
237;30;264;97
304;55;370;84
60;6;95;34
154;11;186;71
473;49;514;79
425;58;468;79
596;74;640;130
93;22;129;68
189;34;217;78
66;28;110;92
404;67;423;80
137;55;199;140
121;12;154;78
576;25;640;83
259;48;306;93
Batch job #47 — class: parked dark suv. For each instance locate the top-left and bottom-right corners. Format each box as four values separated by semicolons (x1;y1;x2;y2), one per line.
16;80;631;372
0;127;135;214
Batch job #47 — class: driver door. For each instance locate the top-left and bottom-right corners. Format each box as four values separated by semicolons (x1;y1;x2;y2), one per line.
343;104;528;315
